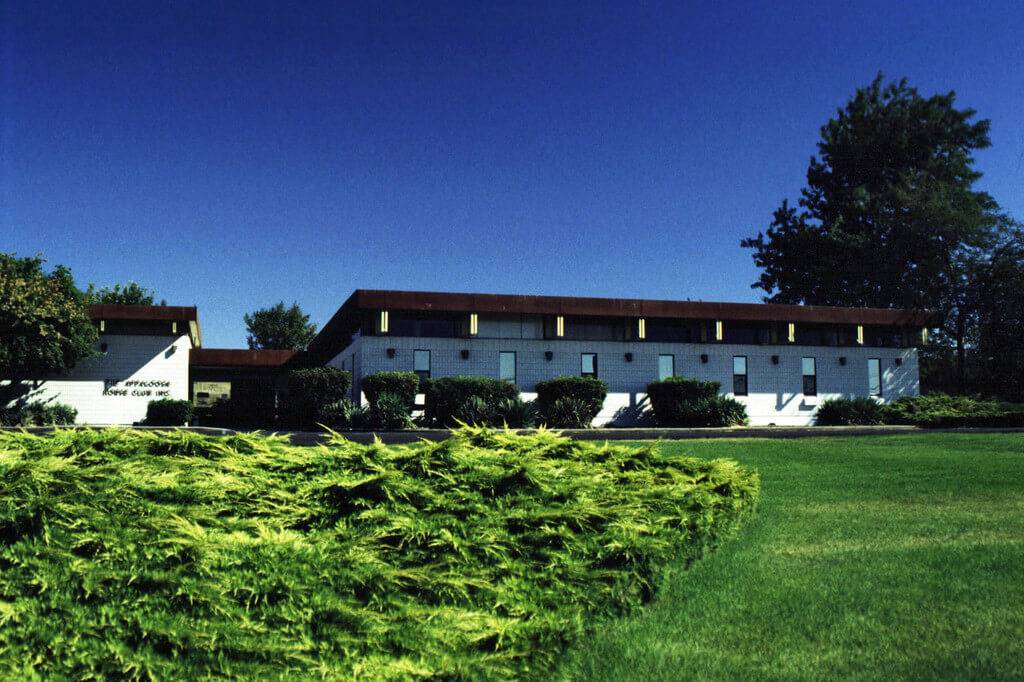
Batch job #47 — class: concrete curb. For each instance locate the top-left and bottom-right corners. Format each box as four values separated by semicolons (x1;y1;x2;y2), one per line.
4;424;1023;445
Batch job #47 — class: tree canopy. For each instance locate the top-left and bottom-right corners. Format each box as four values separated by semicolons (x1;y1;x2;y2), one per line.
742;75;1018;394
244;302;317;351
0;253;97;385
87;282;166;306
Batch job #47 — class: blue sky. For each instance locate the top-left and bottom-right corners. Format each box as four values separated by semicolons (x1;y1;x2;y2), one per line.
3;1;1023;347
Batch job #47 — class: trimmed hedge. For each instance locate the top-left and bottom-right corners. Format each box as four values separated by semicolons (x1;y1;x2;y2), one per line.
645;378;748;427
0;426;759;679
423;376;519;427
145;399;193;426
883;394;1024;428
284;367;352;430
361;371;420;411
0;401;77;426
535;376;608;428
815;397;886;425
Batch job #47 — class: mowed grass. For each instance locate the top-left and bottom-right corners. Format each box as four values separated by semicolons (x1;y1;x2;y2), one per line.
566;433;1024;681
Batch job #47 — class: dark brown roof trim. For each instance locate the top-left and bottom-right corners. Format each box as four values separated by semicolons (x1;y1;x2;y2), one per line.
306;289;936;361
88;304;202;347
88;304;198;322
190;348;297;367
350;289;934;325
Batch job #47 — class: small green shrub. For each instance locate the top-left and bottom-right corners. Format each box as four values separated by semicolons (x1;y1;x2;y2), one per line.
816;397;886;425
0;426;759;679
645;378;747;427
423;376;519;427
361;371;420;411
494;396;537;428
0;401;78;426
284;367;352;430
145;398;193;426
535;376;607;428
362;392;414;430
883;393;1024;428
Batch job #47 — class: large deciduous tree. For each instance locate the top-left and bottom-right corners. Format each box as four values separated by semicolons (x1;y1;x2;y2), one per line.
87;281;166;305
742;75;1006;391
244;302;317;351
0;253;97;402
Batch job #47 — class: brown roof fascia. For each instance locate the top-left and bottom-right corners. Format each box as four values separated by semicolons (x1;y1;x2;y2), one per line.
189;348;297;368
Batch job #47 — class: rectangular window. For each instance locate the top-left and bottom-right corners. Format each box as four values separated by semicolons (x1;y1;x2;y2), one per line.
499;351;516;383
868;358;882;397
733;356;748;396
414;349;431;380
802;357;817;396
581;353;598;377
658;354;675;380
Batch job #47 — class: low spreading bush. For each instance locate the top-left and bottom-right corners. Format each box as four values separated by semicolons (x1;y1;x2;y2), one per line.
361;392;414;430
494;396;537;428
423;376;519;427
0;426;758;679
883;393;1024;428
361;371;420;412
645;378;748;427
0;401;77;426
145;398;192;426
815;397;886;425
284;367;352;430
535;376;608;428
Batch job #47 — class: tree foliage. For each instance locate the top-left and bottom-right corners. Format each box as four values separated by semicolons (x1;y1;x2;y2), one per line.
742;75;1018;395
243;302;317;351
87;281;166;305
0;253;97;384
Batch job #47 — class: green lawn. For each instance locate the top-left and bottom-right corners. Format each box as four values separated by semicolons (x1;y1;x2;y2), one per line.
566;433;1024;681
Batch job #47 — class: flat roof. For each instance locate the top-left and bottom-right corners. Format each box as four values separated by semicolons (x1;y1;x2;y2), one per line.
190;348;297;367
306;289;936;361
88;304;201;347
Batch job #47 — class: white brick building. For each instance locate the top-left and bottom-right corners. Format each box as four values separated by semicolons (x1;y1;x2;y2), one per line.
4;305;200;425
311;290;931;426
6;291;931;427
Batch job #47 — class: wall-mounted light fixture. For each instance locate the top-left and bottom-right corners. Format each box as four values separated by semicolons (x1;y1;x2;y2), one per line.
920;327;929;345
555;315;565;337
386;348;396;358
460;349;470;360
787;322;796;343
771;355;779;365
544;351;553;361
469;313;478;336
624;352;633;362
700;353;709;364
99;320;106;333
172;321;178;335
379;310;390;334
715;320;724;342
637;318;646;340
856;325;865;345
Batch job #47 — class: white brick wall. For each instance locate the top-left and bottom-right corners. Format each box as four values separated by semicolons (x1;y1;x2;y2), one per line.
5;334;192;425
336;336;919;426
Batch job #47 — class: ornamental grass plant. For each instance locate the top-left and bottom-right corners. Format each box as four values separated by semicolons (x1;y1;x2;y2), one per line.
0;426;757;680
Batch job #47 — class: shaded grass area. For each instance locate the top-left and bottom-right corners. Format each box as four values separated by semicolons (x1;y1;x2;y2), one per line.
566;433;1024;681
0;426;757;680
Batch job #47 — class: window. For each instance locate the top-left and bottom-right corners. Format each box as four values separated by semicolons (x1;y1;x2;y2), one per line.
733;356;748;396
581;353;598;377
499;351;516;383
802;357;817;396
414;349;431;380
658;354;675;380
868;358;882;397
